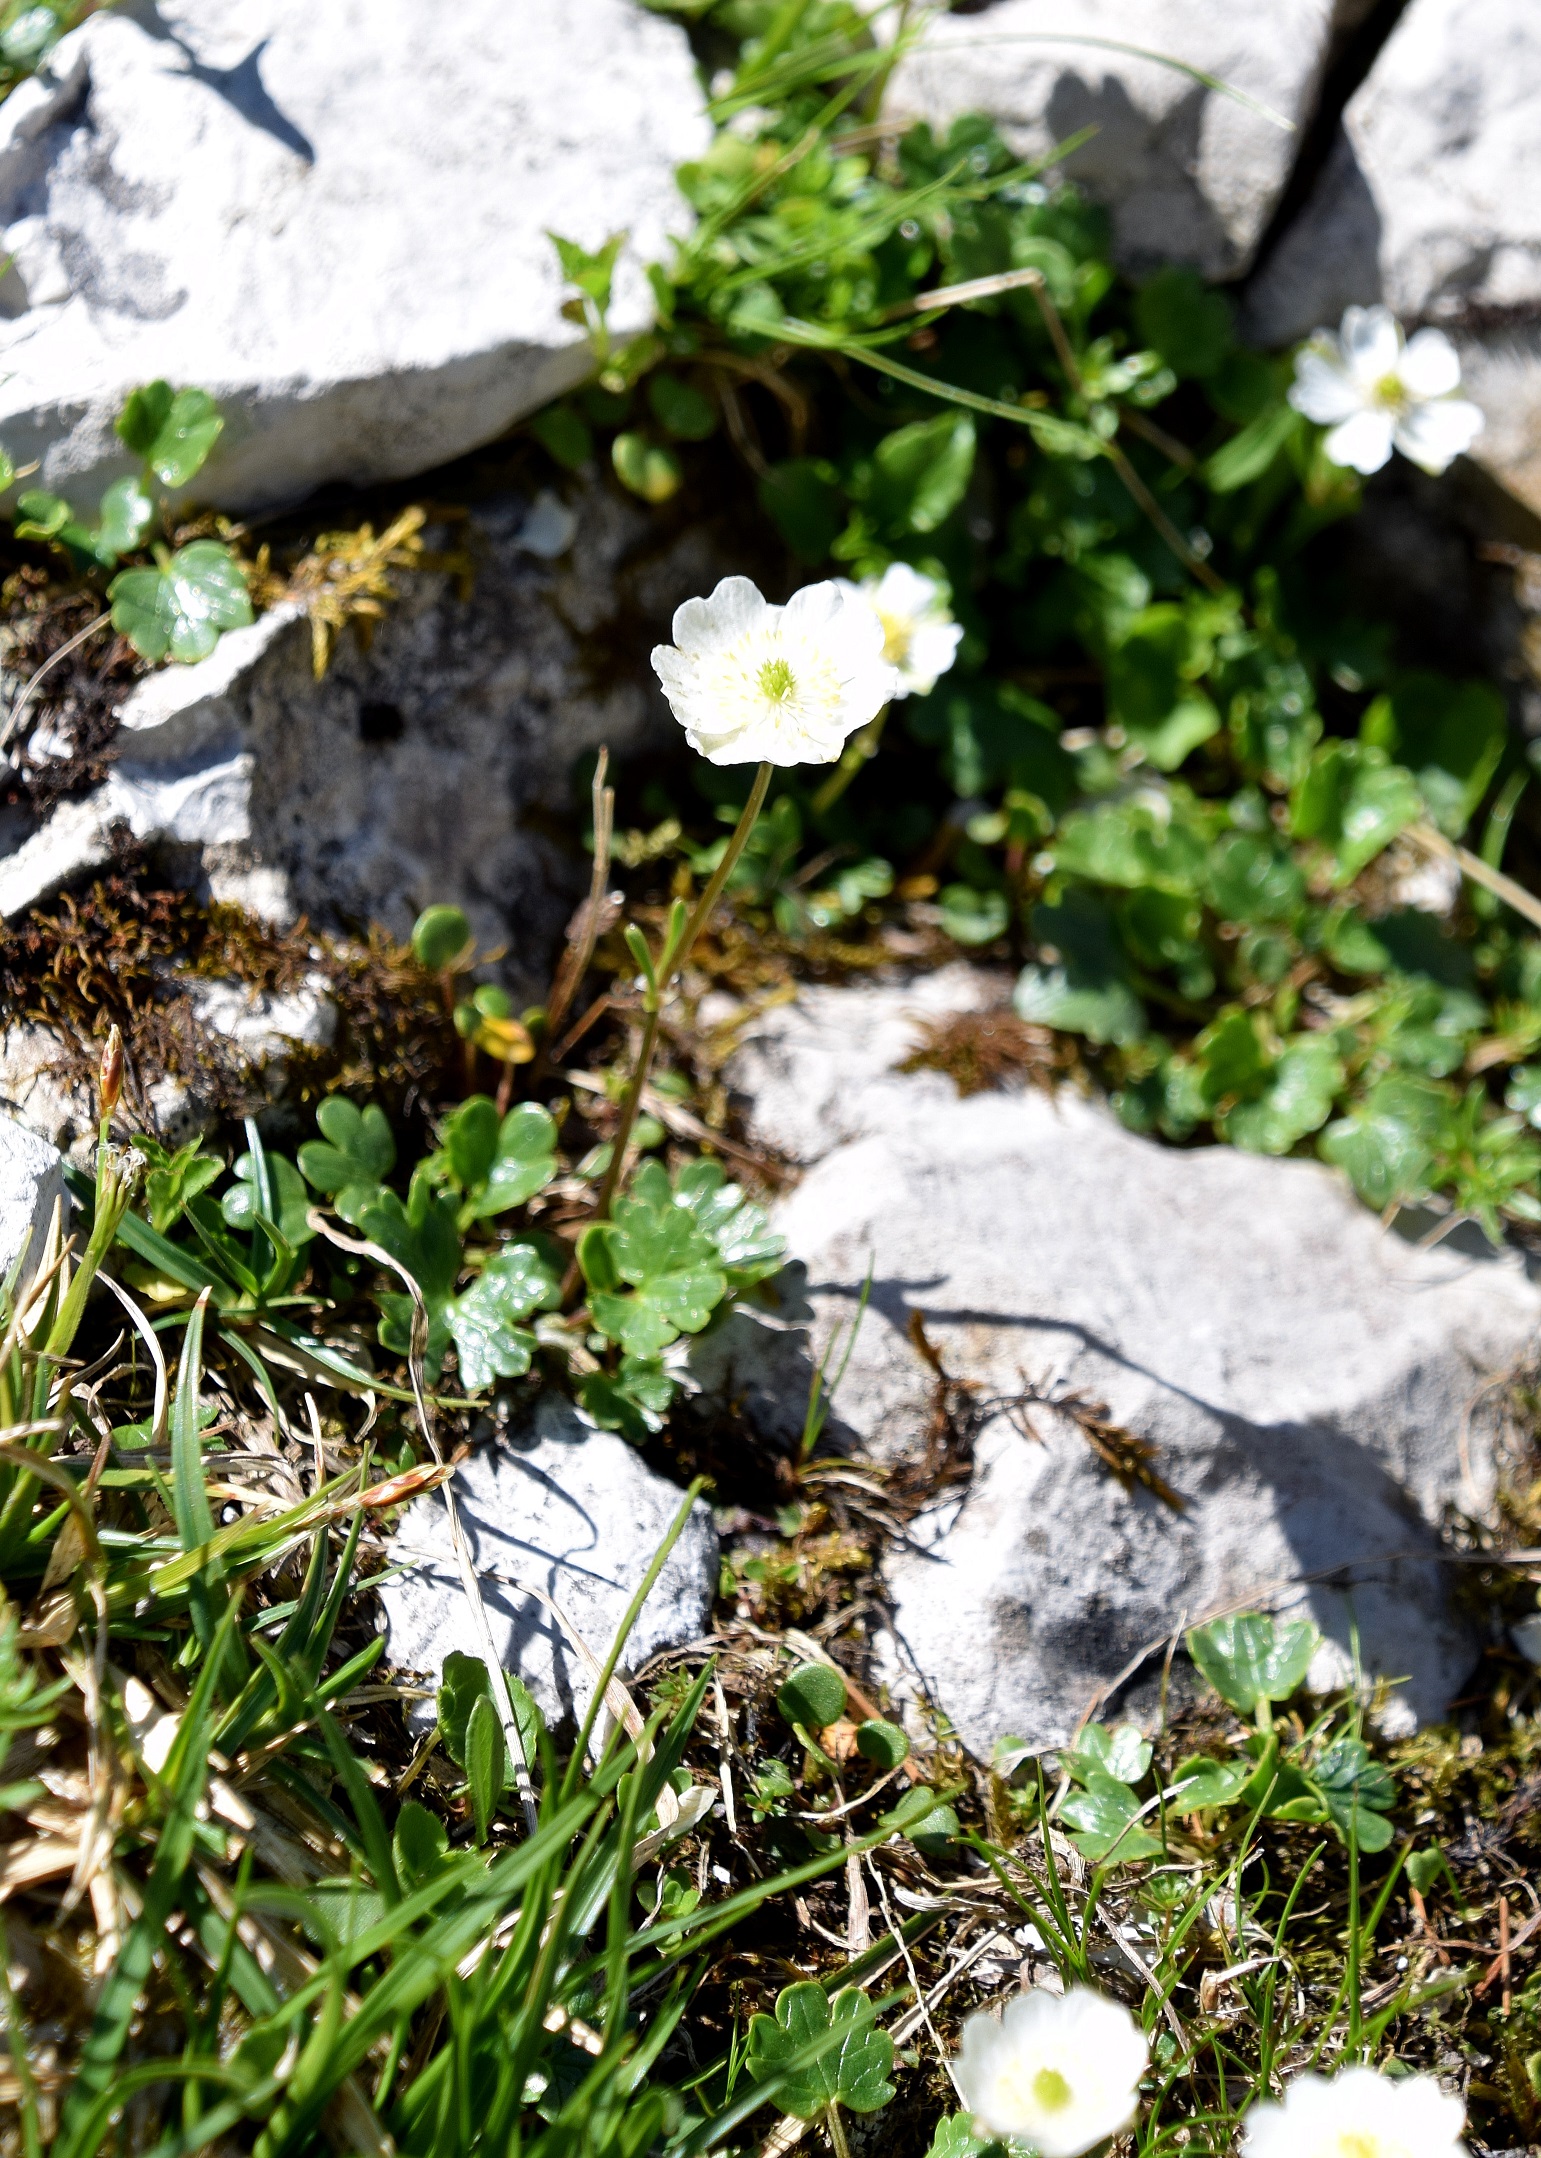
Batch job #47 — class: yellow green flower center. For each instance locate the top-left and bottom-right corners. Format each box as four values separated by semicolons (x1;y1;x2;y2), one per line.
759;656;795;701
877;609;911;666
1371;372;1407;410
1335;2136;1382;2158
1031;2067;1074;2113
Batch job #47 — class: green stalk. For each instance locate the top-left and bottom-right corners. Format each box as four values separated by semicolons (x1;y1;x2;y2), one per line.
590;759;772;1225
810;703;889;816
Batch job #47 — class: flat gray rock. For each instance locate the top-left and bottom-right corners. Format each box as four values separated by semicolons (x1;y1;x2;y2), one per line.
376;1395;718;1728
883;0;1336;279
727;973;1541;1753
1243;0;1541;513
0;1111;66;1293
0;0;706;512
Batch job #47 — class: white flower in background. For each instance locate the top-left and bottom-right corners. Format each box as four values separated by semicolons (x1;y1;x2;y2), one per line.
1289;305;1484;477
954;1988;1147;2157
843;562;963;698
650;575;896;767
1243;2066;1468;2158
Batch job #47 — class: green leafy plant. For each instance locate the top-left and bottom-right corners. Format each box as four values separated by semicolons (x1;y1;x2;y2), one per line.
746;1981;896;2156
14;379;254;662
539;0;1541;1242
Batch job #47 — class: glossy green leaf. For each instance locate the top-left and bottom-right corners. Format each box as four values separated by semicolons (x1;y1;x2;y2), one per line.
1065;1721;1151;1787
95;474;155;558
1290;740;1422;885
582;1160;727;1356
108;540;253;664
1204;831;1305;923
613;432;683;502
939;883;1008;945
298;1097;397;1223
1319;1075;1445;1208
465;1693;506;1844
1170;1754;1252;1811
866;412;975;536
746;1982;896;2117
1187;1612;1318;1715
1220;1035;1344;1155
220;1150;315;1249
135;1135;222;1235
1060;1769;1162;1862
529;402;593;470
446;1242;562;1392
1311;1735;1396;1850
116;381;224;486
411;904;472;973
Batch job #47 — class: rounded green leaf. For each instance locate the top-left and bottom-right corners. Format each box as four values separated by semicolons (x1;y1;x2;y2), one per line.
776;1661;846;1732
411;904;473;973
855;1718;908;1771
746;1982;895;2118
108;540;253;664
612;432;682;502
95;474;155;559
1187;1612;1318;1714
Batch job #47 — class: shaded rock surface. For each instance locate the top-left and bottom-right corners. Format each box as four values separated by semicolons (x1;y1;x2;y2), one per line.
884;0;1339;280
0;0;706;513
1243;0;1541;513
376;1395;718;1727
0;480;738;982
0;1111;65;1291
724;970;1541;1755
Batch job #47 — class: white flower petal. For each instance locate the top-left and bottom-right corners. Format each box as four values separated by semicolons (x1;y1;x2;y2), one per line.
1399;326;1463;400
955;1987;1147;2158
1394;395;1484;474
1325;407;1396;474
1242;2065;1467;2158
651;576;895;767
1290;344;1364;425
897;616;964;697
669;574;769;657
870;560;943;618
1341;303;1402;386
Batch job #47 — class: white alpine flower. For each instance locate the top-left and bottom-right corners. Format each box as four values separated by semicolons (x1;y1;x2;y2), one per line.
650;575;897;767
1289;304;1484;477
844;561;963;698
1242;2066;1468;2158
954;1988;1147;2157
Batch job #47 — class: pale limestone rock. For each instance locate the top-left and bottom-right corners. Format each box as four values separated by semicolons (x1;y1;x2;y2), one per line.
884;0;1336;280
726;973;1541;1753
0;1111;66;1293
0;0;708;513
376;1394;718;1727
1243;0;1541;514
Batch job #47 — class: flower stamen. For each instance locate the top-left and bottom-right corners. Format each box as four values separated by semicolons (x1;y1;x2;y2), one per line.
759;655;795;702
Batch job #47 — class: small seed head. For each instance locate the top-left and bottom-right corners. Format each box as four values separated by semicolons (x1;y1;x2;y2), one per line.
99;1025;124;1117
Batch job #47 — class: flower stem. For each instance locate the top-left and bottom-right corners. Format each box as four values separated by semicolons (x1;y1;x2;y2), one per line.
810;703;889;816
588;759;772;1227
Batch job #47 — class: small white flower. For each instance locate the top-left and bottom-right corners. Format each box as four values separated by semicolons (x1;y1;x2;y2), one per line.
650;575;896;767
843;562;963;699
1242;2065;1468;2158
1289;305;1484;477
954;1987;1147;2157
